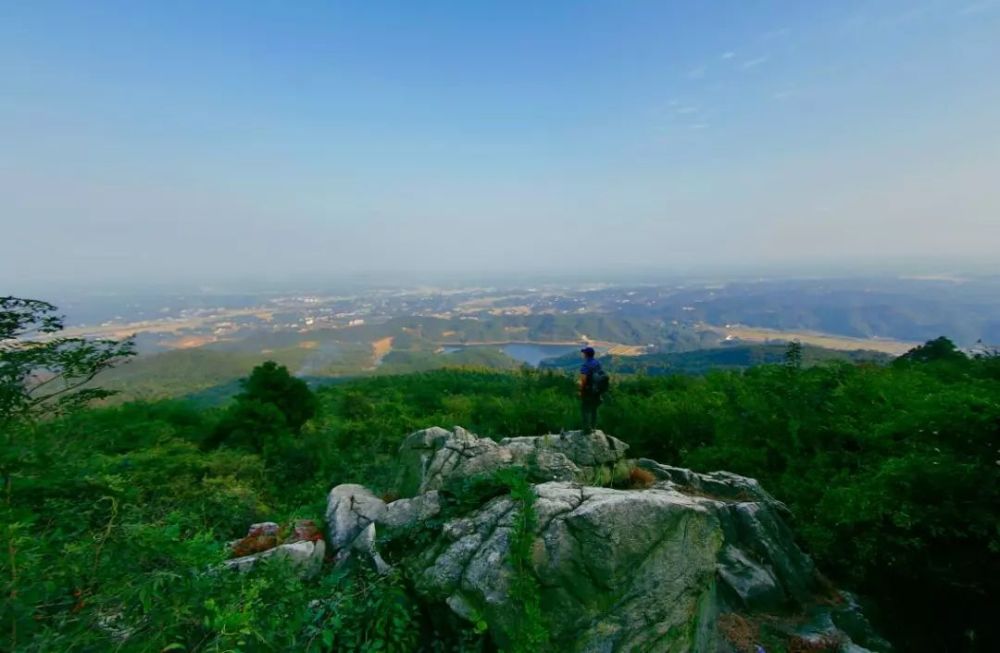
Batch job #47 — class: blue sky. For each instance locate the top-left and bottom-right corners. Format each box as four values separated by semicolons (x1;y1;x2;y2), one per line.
2;1;999;286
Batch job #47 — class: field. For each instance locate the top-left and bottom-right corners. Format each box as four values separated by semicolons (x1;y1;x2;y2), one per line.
706;324;918;355
370;336;394;366
54;308;275;340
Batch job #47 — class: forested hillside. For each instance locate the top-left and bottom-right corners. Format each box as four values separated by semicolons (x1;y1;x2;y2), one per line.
541;343;892;375
84;312;721;402
4;320;998;651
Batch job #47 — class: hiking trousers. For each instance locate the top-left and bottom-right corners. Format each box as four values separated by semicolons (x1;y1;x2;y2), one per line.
581;399;599;433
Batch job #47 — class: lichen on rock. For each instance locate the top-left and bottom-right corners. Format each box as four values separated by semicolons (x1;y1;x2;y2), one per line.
222;519;326;579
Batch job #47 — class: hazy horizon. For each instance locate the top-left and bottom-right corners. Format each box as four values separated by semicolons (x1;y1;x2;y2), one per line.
3;1;1000;288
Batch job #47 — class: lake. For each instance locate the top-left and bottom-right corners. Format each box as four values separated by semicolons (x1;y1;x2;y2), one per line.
442;343;582;367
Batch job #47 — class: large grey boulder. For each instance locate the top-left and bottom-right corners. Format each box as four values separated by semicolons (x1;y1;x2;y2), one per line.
328;427;886;652
395;426;629;496
381;490;442;529
326;483;386;555
635;458;785;508
407;479;823;652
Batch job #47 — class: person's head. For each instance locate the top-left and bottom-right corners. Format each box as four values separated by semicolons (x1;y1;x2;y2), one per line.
581;346;595;360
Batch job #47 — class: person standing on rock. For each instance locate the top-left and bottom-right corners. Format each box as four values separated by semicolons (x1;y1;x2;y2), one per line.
579;346;608;433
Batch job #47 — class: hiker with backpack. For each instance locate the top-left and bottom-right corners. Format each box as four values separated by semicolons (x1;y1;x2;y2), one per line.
579;346;609;433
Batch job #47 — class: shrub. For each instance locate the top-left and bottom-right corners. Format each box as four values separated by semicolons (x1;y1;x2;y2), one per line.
238;361;318;433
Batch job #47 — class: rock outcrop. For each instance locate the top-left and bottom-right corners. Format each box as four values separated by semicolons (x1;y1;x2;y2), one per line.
326;427;888;652
223;519;326;579
395;425;630;496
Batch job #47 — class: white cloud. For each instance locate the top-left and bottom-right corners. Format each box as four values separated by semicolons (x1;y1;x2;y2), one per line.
721;51;736;60
675;105;700;114
740;56;770;70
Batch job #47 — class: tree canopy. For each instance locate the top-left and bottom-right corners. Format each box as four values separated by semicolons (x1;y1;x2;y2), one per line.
1;296;135;427
237;360;318;433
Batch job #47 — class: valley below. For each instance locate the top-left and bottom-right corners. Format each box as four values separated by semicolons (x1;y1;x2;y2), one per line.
55;275;998;400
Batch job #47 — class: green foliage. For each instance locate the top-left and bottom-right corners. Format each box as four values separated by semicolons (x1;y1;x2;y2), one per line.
783;340;803;369
0;388;409;651
377;348;524;374
1;296;135;500
5;325;1000;652
238;361;318;433
206;362;320;470
495;468;549;653
309;351;998;652
308;369;576;495
105;347;305;401
438;471;520;516
207;399;290;452
1;296;133;422
305;568;419;653
895;335;968;364
541;343;891;375
360;314;671;350
1;297;135;651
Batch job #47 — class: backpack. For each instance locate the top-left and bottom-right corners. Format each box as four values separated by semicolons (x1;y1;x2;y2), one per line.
589;367;610;397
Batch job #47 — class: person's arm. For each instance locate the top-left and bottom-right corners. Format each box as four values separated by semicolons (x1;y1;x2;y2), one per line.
579;373;588;397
